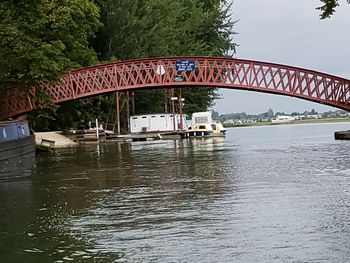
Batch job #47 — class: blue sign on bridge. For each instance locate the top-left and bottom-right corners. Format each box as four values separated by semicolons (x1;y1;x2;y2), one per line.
175;60;196;71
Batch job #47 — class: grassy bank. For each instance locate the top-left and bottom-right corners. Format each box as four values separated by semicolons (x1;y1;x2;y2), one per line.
224;118;350;128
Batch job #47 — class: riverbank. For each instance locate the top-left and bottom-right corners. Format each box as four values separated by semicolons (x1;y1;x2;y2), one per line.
223;118;350;128
33;118;350;149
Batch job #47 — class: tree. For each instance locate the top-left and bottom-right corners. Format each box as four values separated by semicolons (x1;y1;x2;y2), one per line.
1;0;236;131
267;108;274;118
317;0;350;19
310;108;318;115
0;0;101;129
60;0;236;130
275;112;287;117
0;0;100;91
212;110;219;120
93;0;236;117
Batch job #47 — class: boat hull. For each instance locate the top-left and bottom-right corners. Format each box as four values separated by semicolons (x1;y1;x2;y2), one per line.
184;130;225;138
185;130;212;138
0;135;36;161
271;116;295;124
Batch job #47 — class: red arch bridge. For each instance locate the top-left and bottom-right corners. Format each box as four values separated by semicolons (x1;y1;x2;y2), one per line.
1;56;350;121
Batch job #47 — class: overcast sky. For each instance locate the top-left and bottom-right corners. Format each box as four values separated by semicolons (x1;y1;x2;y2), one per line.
213;0;350;114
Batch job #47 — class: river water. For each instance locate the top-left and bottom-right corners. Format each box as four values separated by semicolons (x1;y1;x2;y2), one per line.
1;122;350;262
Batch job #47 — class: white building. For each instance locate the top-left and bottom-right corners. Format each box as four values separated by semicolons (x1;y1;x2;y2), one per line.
130;114;188;134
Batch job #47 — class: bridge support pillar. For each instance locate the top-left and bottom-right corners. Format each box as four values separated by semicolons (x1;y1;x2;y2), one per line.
126;91;130;133
171;89;177;131
179;89;183;130
115;91;120;135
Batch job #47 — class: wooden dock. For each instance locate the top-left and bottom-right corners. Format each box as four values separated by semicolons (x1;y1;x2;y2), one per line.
107;133;162;142
106;131;185;142
56;129;185;144
67;129;106;143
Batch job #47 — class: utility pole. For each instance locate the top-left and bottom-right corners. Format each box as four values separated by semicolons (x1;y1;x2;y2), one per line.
170;89;178;131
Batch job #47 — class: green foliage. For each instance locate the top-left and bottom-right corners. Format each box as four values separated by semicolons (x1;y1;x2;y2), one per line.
0;0;100;89
267;108;274;118
0;0;101;128
183;87;220;115
220;112;248;121
91;0;236;122
220;108;278;122
49;95;113;131
134;90;166;114
274;112;287;117
28;90;58;131
317;0;350;18
1;0;236;131
94;0;235;60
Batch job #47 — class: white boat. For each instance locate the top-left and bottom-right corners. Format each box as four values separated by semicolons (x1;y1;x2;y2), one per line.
185;112;226;138
271;115;295;124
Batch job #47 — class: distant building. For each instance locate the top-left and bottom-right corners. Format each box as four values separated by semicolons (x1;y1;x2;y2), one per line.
306;114;319;119
260;118;269;122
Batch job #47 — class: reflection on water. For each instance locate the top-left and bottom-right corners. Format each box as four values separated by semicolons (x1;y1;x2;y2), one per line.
1;123;350;262
0;152;35;180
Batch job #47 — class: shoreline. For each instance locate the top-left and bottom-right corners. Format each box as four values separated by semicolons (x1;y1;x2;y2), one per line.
223;118;350;128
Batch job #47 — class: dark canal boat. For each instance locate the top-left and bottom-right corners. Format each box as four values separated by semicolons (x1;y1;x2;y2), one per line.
0;120;35;161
